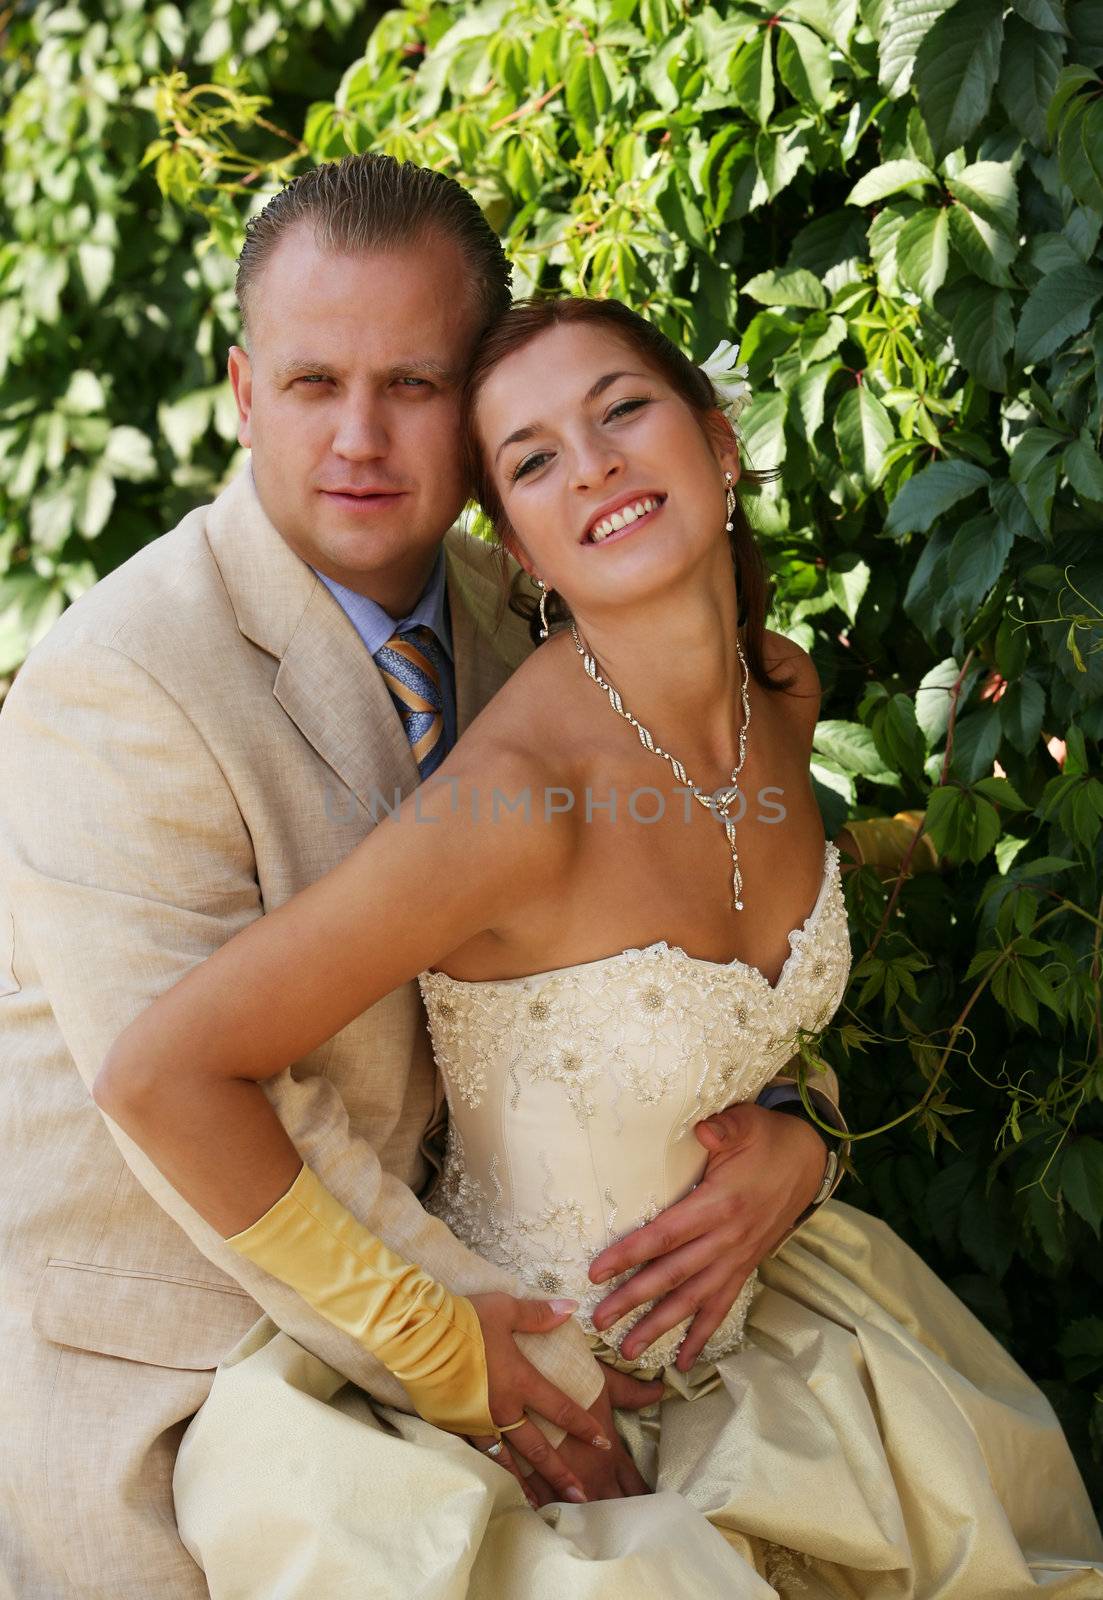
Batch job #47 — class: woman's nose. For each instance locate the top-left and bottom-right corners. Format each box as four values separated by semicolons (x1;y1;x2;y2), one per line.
567;442;625;494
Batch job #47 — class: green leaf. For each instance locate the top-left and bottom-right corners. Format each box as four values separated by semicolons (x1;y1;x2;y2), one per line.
76;465;115;540
879;0;959;98
949;708;1002;784
952;284;1014;390
895;205;950;299
743;267;826;309
103;426;157;483
77;242;114;305
947;203;1017;287
813;719;901;784
999;678;1046;754
1010;0;1068;32
776;20;833;104
834;384;896;487
1014;263;1103;366
730;30;775;126
827;556;871;622
886;459;990;535
1057;1317;1103;1381
846;159;938;206
1064;432;1103;502
1060;1140;1103;1235
915;657;962;747
997;16;1065;147
974;775;1030;810
945;511;1013;614
755;126;811;201
945;161;1019;234
915;0;1005;162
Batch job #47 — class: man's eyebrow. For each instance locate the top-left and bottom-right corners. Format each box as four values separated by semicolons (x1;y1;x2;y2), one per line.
273;358;460;384
493;370;649;465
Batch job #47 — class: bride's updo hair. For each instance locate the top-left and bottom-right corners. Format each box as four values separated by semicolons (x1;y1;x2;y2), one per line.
462;295;791;694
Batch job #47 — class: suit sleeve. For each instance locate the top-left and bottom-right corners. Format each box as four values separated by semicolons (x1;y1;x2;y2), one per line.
0;636;604;1419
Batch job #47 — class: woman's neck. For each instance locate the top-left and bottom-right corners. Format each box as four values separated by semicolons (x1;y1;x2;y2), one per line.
568;553;748;781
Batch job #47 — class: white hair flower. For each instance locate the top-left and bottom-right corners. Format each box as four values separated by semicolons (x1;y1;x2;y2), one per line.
700;340;752;438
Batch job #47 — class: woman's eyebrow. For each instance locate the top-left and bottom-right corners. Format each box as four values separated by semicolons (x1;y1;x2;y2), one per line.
493;369;649;464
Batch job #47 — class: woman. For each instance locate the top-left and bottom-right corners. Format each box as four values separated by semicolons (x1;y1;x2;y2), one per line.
95;298;1102;1597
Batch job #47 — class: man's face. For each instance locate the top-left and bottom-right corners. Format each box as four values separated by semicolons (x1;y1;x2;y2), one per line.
228;224;482;612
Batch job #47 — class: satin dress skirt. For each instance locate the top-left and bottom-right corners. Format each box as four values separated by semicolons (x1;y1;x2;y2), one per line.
173;1200;1103;1599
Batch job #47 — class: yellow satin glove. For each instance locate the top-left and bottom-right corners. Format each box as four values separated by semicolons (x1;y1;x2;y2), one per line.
226;1164;494;1435
841;811;940;876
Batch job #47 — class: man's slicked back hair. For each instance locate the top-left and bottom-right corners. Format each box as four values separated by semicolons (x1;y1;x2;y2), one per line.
236;152;513;338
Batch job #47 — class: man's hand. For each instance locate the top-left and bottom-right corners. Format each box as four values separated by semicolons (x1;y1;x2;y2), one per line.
517;1368;662;1506
588;1103;829;1372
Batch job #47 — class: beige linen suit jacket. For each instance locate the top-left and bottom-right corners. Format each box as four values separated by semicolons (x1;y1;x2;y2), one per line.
0;466;606;1599
0;464;843;1599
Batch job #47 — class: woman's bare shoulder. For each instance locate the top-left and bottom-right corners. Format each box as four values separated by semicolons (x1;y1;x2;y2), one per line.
761;629;821;729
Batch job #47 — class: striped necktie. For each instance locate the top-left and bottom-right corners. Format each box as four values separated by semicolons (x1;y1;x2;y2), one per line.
373;624;446;779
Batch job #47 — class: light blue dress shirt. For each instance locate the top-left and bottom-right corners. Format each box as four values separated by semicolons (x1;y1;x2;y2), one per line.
313;545;457;754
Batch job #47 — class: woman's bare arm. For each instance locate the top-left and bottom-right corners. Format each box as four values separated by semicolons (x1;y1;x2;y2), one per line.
93;751;558;1236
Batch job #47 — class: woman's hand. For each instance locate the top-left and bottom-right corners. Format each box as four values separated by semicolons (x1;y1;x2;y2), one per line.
587;1103;829;1371
465;1292;613;1504
519;1370;657;1505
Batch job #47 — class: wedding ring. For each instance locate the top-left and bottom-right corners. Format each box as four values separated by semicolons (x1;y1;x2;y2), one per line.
497;1417;527;1432
482;1440;506;1458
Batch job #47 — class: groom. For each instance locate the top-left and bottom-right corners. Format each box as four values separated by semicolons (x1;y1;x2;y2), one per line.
0;152;843;1598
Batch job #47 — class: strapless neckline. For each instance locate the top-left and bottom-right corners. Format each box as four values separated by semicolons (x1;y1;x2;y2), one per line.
424;840;840;998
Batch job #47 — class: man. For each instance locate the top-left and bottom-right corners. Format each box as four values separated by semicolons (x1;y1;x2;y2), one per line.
0;153;843;1597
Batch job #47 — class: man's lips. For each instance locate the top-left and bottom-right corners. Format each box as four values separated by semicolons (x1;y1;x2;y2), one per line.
320;488;407;508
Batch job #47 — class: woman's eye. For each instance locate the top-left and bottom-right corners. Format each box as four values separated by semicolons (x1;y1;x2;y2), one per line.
512;452;551;481
607;397;649;421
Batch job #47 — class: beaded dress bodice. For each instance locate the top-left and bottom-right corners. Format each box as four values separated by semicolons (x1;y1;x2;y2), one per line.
419;841;851;1370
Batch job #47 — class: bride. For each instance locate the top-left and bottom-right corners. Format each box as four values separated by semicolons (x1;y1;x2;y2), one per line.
95;296;1102;1597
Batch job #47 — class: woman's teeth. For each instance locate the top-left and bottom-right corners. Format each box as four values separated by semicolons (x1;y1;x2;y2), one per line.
588;497;662;543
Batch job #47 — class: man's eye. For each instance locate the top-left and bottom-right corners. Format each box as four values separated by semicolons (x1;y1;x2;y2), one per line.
297;375;329;386
512;452;551;481
398;377;430;389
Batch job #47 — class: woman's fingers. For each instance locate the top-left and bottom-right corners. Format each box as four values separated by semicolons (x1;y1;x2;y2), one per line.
616;1453;653;1496
511;1365;611;1448
501;1420;589;1503
468;1433;539;1507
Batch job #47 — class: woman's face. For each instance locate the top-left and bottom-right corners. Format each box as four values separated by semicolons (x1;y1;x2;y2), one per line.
474;321;740;620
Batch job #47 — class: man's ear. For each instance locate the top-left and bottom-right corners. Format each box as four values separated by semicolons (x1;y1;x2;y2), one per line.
227;346;253;449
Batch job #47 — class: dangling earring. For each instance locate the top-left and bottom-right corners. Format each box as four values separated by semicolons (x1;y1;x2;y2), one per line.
536;579;551;641
724;469;736;533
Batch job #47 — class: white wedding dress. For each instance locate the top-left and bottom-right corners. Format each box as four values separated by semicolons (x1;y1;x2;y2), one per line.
174;842;1103;1598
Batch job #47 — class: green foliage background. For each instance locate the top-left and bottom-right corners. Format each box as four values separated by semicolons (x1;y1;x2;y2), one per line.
3;0;1103;1503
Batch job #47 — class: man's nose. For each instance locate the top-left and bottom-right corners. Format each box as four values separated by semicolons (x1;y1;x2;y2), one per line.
331;399;389;461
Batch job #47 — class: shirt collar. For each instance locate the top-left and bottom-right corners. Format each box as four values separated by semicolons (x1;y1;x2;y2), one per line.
311;543;453;662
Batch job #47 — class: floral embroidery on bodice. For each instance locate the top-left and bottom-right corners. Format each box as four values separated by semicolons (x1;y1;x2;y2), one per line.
419;841;851;1370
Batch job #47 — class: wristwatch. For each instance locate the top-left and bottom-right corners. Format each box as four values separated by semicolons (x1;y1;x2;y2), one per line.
810;1147;839;1208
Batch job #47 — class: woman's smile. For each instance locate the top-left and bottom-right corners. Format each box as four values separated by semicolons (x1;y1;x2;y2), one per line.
581;493;667;549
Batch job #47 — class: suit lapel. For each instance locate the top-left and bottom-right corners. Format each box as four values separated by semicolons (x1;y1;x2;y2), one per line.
206;466;417;811
445;530;528;738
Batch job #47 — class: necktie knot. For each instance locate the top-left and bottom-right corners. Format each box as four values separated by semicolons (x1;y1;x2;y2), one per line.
374;626;445;779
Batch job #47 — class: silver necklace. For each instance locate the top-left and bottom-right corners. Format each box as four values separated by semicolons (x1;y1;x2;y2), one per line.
569;622;752;911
